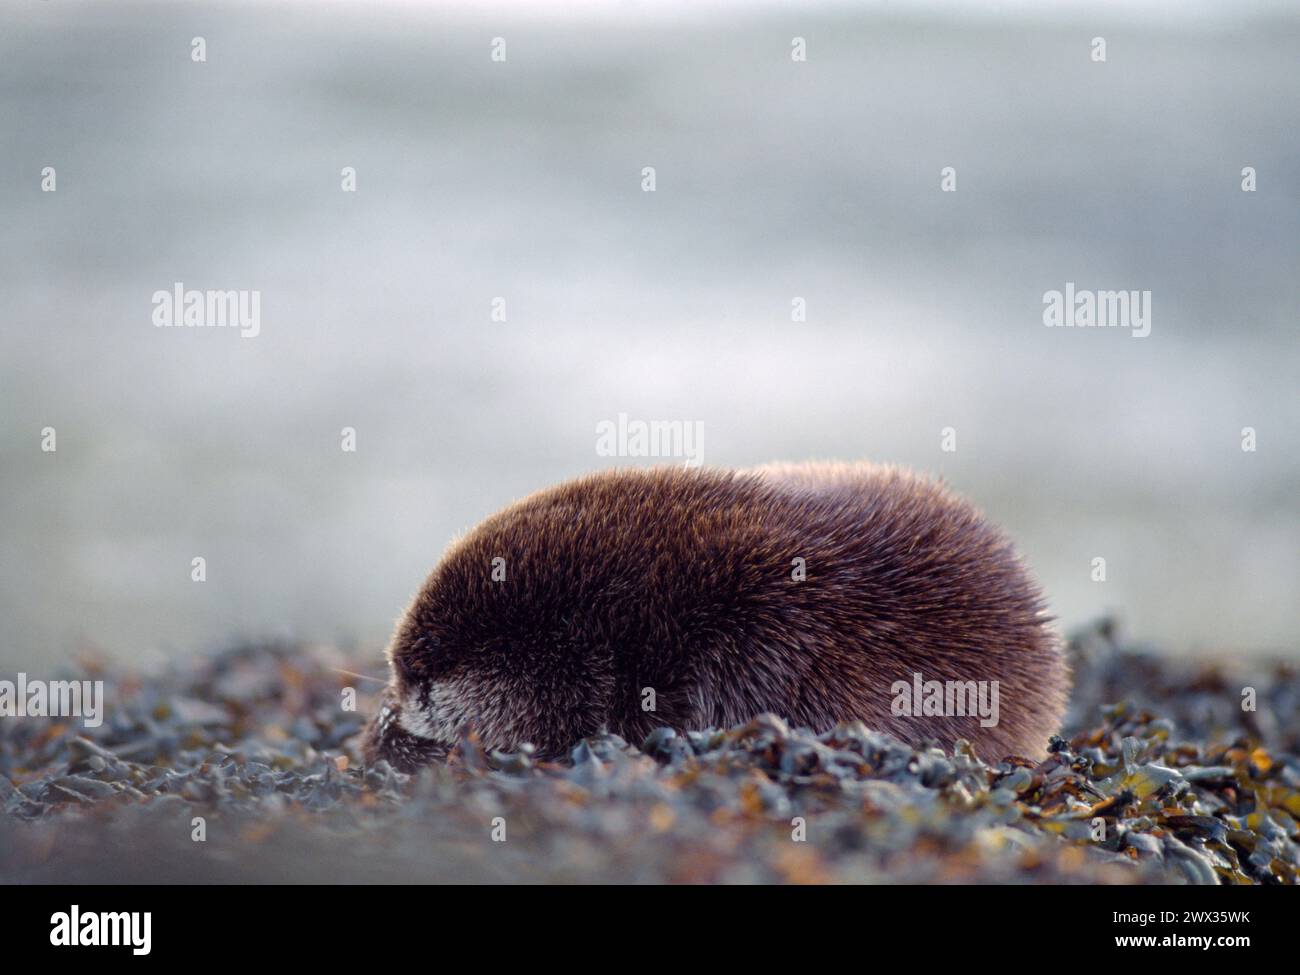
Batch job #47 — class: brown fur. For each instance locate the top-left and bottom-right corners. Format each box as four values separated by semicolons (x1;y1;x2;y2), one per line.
362;462;1069;770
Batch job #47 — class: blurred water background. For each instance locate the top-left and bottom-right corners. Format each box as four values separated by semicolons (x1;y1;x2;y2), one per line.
2;0;1297;673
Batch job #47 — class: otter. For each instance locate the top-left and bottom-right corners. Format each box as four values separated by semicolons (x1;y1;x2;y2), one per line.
362;462;1069;771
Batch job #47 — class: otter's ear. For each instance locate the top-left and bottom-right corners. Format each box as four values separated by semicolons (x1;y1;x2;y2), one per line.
392;634;440;685
392;650;419;686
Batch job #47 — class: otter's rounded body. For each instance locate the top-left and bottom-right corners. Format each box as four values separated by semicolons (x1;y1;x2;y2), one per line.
363;463;1068;770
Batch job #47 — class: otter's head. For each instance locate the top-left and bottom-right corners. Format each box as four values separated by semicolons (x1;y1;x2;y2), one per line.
360;555;541;772
360;632;460;772
361;479;637;772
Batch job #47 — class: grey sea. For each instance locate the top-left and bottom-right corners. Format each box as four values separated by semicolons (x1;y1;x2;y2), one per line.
1;1;1297;672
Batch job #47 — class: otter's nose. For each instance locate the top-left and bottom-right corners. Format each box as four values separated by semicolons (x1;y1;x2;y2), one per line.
360;696;398;765
362;692;448;772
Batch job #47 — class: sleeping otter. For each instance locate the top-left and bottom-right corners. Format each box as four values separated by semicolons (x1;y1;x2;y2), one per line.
363;462;1068;770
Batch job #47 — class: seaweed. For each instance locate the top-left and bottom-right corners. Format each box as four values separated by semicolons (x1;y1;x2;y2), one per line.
0;621;1295;884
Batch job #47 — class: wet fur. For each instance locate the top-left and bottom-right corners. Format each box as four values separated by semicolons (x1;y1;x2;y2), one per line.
363;463;1069;770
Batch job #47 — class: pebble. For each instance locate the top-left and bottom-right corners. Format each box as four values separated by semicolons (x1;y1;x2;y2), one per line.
0;622;1296;884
